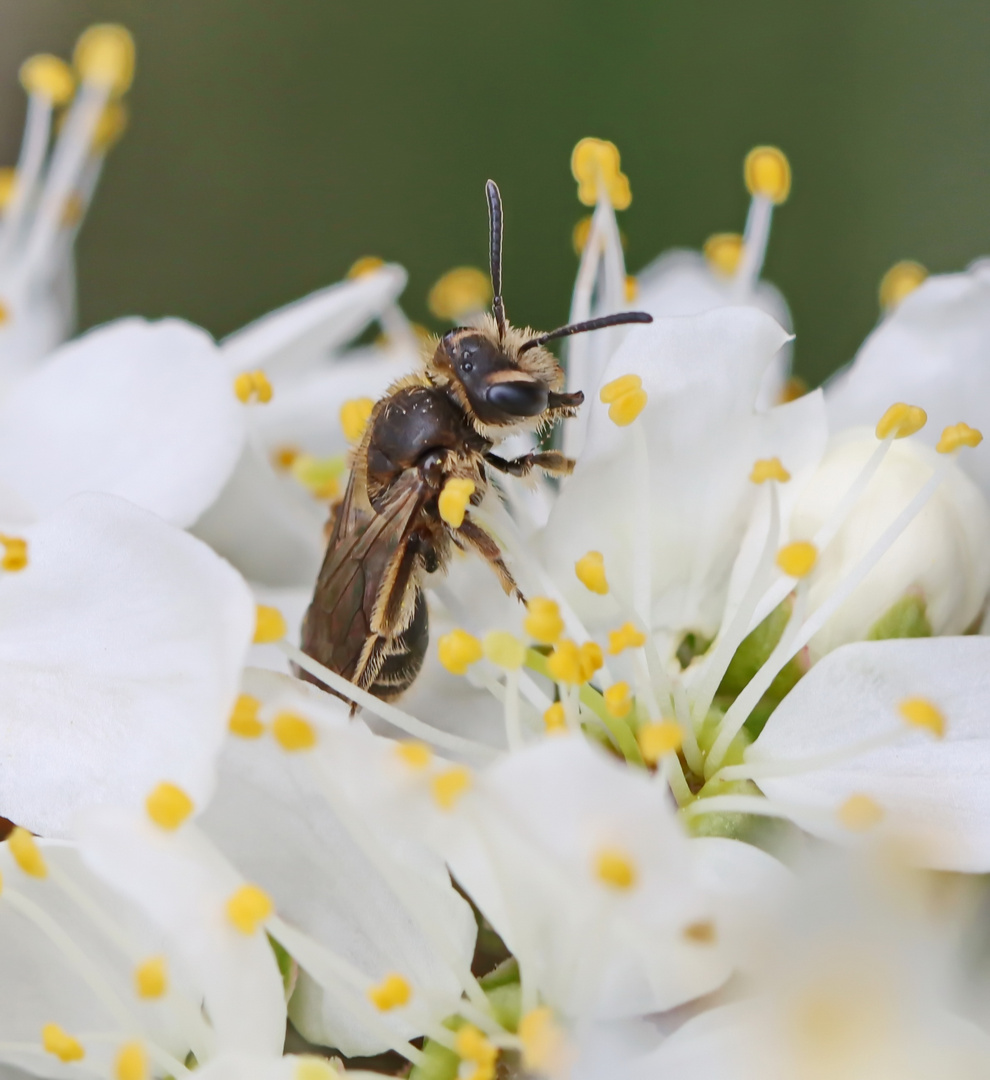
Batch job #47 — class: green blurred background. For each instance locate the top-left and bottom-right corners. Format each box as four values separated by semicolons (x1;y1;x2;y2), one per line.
2;0;989;385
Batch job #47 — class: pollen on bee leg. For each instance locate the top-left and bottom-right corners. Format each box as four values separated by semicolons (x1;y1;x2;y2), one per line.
594;847;638;890
898;696;946;738
115;1041;147;1080
42;1023;85;1063
524;597;564;644
367;972;412;1011
575;550;609;594
599;373;647;426
232;370;273;404
145;782;194;830
0;535;28;571
340;397;374;443
226;883;274;934
254;604;287;644
229;694;264;738
879;260;927;311
431;766;472;810
608;621;646;654
704;232;744;276
437;629;482;675
750;457;791;484
936;422;983;454
776;540;818;578
8;827;47;878
875;402;927;440
438;477;475;528
837;794;884;831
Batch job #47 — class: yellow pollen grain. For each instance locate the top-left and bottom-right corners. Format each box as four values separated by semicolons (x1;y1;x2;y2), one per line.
340;397;374;443
482;630;526;670
604;681;632;719
898;696;946;739
0;535;28;572
837;794;884;832
682;920;717;945
431;766;472;811
272;711;317;752
776;540;818;579
543;702;567;734
879;260;927;311
347;255;385;279
8;827;46;878
395;740;433;770
134;956;167;999
229;694;264;738
575;550;609;594
547;639;584;684
226;883;274;935
437;628;483;675
367;972;411;1011
637;721;683;764
115;1041;147;1080
571;137;632;210
254;604;287;644
579;641;604;681
750;457;791;484
233;370;273;404
704;232;744;275
42;1023;84;1063
572;215;593;255
875;402;927;440
624;275;639;302
524;597;565;644
427;266;491;321
608;622;646;654
73;24;136;96
937;422;983;454
0;168;16;210
145;782;194;831
594;847;638;890
438;477;475;528
744;145;791;203
20;55;75;106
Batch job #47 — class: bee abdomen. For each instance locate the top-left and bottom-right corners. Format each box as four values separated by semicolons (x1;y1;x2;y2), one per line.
368;587;430;701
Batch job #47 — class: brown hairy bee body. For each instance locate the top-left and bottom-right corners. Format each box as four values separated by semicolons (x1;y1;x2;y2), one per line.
300;182;651;703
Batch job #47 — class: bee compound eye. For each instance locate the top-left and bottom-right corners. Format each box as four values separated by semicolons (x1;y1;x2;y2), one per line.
485;380;549;418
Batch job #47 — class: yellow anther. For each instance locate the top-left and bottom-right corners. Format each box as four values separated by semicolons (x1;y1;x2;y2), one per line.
0;168;16;210
937;422;983;454
898;696;946;739
624;275;639;302
115;1041;147;1080
519;1007;565;1073
543;702;567;734
607;621;646;655
575;550;609;594
599;373;647;426
294;1057;339;1080
19;55;75;105
483;630;526;670
776;540;818;579
437;628;483;675
93;101;129;153
547;639;584;684
604;681;632;720
599;372;642;404
8;827;46;878
229;694;264;738
455;1024;499;1080
744;145;791;204
704;232;744;276
579;641;604;681
637;721;683;764
226;883;274;935
290;453;345;499
431;766;472;811
427;266;491;321
272;711;317;752
42;1023;84;1063
395;740;433;770
340;397;374;443
875;402;927;440
145;782;194;831
134;956;167;999
272;444;301;470
367;972;412;1011
347;255;385;278
750;457;791;484
572;215;593;255
233;370;273;404
253;604;287;644
837;794;884;831
682;920;717;945
0;535;28;571
73;24;136;96
594;847;638;890
438;477;476;528
879;260;927;311
524;597;565;644
571;137;632;210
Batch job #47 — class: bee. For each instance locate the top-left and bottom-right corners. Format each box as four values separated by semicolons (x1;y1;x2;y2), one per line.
301;180;652;702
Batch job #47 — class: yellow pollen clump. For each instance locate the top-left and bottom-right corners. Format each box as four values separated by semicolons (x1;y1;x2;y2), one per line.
579;641;604;681
93;101;129;153
272;711;317;752
0;169;16;209
624;275;638;302
837;794;884;831
455;1024;499;1080
571;137;632;210
543;702;567;734
875;402;927;440
750;457;791;484
879;260;927;311
575;550;609;594
73;24;136;96
704;232;744;276
776;540;818;579
604;681;632;719
682;920;717;945
438;477;476;528
19;55;75;105
608;622;646;654
572;215;593;255
115;1041;147;1080
367;972;411;1011
42;1023;84;1063
524;597;564;644
431;766;472;811
9;827;47;878
254;604;287;644
437;628;483;675
145;782;194;831
340;397;374;443
594;847;638;890
290;453;345;500
482;630;526;670
637;721;683;764
226;883;274;934
134;956;167;999
599;373;647;426
547;639;584;684
395;740;433;770
347;255;385;278
0;535;28;572
427;266;491;321
937;422;983;454
229;694;264;738
898;696;946;738
519;1007;566;1074
233;370;273;404
744;145;791;204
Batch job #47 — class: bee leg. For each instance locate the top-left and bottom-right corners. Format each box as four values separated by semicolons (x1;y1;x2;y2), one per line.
456;516;525;603
485;450;576;478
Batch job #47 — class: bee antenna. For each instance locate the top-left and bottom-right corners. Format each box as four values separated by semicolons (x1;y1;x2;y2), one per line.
518;311;653;353
486;179;507;342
